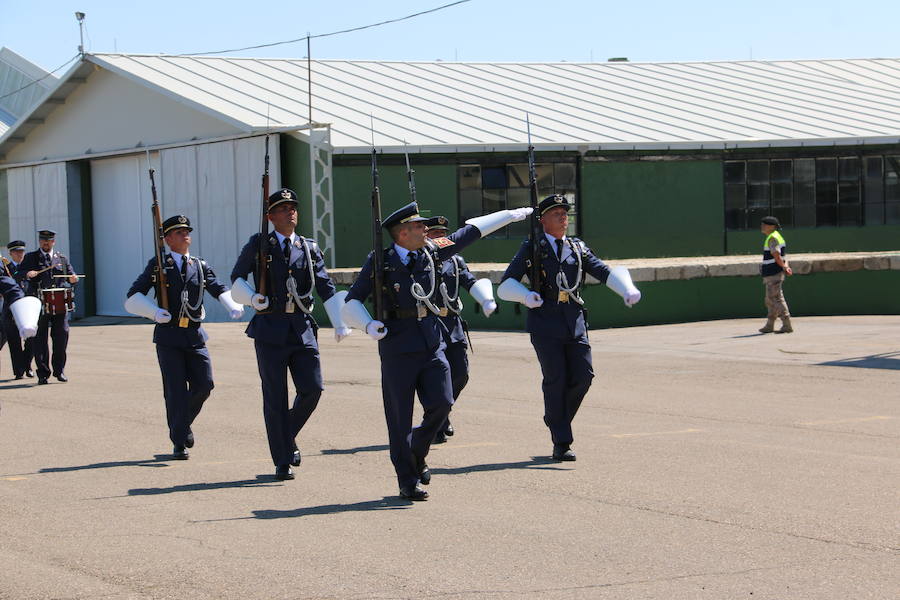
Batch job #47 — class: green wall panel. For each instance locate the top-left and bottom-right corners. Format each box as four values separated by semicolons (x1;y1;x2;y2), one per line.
726;225;900;256
580;160;725;259
280;134;312;236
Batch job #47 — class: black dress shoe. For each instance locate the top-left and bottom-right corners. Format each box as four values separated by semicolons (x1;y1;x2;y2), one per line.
37;377;48;385
414;455;431;485
25;369;35;378
185;431;195;448
444;421;454;437
14;374;24;380
291;449;301;467
173;445;189;460
275;465;294;481
399;485;428;501
552;444;576;462
55;373;68;383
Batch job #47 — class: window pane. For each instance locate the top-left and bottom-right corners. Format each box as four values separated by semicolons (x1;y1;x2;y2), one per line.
794;204;816;227
748;160;769;183
838;203;861;226
772;182;791;207
725;184;745;209
816;158;837;183
507;188;529;209
839;157;859;181
772;207;792;227
885;156;900;203
795;158;815;183
507;164;529;188
724;161;745;184
747;182;769;208
482;167;507;189
816;158;837;206
725;208;745;230
794;181;815;205
864;157;883;215
458;165;481;190
536;164;554;195
771;159;792;182
748;207;769;226
555;163;576;192
816;204;837;226
886;202;900;225
459;190;483;222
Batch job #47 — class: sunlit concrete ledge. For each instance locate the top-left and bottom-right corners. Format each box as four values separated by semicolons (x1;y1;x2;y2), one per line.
328;251;900;286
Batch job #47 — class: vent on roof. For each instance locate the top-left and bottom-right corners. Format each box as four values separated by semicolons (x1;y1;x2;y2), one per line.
607;57;629;62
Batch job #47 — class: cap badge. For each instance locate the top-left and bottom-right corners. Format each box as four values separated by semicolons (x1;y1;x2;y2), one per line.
281;190;291;200
178;216;187;224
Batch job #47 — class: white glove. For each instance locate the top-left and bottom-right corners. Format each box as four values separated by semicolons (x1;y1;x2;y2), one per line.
155;309;172;324
334;326;352;343
365;320;387;341
251;294;269;311
524;292;544;309
218;290;245;319
509;207;534;221
625;291;641;307
481;299;497;317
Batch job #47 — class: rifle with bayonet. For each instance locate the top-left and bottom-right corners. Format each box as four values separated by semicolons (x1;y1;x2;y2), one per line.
370;146;386;324
148;158;169;311
256;135;271;309
526;115;542;293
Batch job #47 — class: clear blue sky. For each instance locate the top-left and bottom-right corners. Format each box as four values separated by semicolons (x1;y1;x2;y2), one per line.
2;0;899;74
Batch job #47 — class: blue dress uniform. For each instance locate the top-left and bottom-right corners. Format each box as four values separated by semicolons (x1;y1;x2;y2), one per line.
500;196;613;459
1;243;35;379
230;189;341;478
126;216;232;458
345;204;484;497
18;230;76;384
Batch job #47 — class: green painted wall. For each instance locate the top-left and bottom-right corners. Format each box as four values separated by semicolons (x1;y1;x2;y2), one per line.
726;225;900;256
280;134;313;237
580;159;725;258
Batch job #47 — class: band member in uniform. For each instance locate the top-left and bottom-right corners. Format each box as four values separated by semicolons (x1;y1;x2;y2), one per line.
230;188;351;481
1;241;35;379
342;202;531;501
20;230;78;385
498;194;642;462
125;215;244;459
423;216;497;443
0;265;41;397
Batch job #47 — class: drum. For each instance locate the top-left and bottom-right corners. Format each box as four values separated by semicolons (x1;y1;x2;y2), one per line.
41;287;75;315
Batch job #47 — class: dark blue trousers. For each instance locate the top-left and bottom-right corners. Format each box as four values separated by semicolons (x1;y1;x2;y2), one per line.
381;347;453;488
33;313;69;379
155;344;214;446
438;340;469;432
3;313;33;377
253;340;323;467
530;334;594;446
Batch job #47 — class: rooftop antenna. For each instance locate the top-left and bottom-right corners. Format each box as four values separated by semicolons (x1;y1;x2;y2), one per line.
75;12;86;59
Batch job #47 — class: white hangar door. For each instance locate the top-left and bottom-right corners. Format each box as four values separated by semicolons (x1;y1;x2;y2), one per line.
90;153;157;316
90;136;279;318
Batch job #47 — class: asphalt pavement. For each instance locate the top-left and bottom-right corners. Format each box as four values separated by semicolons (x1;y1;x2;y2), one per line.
1;315;897;599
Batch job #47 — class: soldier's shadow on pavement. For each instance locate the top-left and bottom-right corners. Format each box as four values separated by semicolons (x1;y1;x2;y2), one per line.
432;456;566;476
819;351;900;371
0;381;38;389
41;455;174;473
129;476;278;496
251;497;413;519
320;444;390;455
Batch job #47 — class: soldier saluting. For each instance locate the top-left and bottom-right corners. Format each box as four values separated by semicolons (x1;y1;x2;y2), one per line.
125;215;244;460
342;202;531;501
498;194;642;462
20;229;78;384
230;188;350;482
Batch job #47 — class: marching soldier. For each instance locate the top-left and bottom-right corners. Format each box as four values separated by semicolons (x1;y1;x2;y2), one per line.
497;194;641;462
423;216;498;443
230;188;351;482
342;202;531;501
125;215;244;459
1;241;35;379
20;230;78;385
0;264;41;394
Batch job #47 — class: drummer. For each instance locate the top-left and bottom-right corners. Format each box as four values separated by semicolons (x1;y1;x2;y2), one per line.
20;229;78;385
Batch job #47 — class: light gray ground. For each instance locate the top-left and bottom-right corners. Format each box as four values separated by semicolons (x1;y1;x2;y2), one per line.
1;316;897;600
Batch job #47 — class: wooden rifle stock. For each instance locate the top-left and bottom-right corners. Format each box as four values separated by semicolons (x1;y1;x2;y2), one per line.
526;116;542;292
148;167;169;311
257;135;270;301
371;148;386;323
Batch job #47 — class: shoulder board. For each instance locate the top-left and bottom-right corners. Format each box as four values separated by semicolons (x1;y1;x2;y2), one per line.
430;236;455;249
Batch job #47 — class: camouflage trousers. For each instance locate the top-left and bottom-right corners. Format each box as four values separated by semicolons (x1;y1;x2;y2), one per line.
763;272;790;319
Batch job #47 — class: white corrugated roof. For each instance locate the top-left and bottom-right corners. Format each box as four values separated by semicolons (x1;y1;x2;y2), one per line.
5;53;900;159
